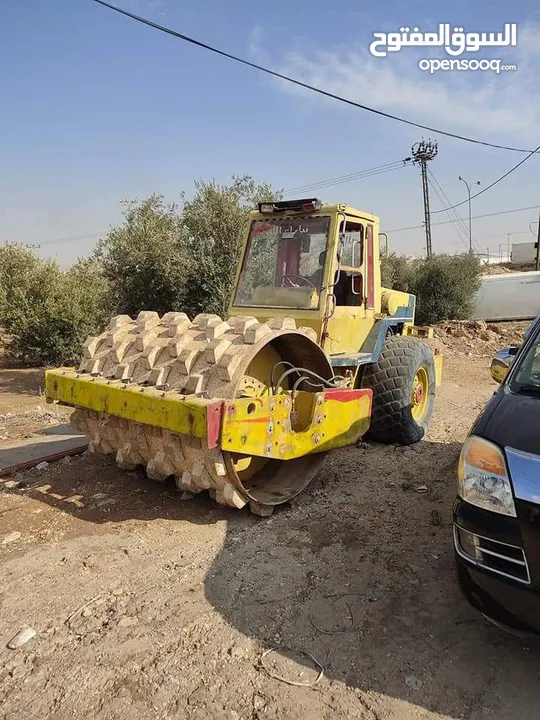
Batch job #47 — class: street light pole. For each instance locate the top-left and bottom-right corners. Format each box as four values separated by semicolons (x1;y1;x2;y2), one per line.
535;210;540;271
458;176;480;254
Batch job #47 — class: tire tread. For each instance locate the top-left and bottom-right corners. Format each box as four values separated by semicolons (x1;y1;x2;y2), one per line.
361;335;436;445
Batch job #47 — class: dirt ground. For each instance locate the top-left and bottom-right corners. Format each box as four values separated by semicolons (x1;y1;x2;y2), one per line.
1;330;539;720
0;352;70;444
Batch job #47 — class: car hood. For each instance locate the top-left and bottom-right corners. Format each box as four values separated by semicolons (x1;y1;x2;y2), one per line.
479;390;540;456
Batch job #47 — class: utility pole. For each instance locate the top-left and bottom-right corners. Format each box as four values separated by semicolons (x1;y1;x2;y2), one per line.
458;175;481;254
412;140;438;258
534;212;540;270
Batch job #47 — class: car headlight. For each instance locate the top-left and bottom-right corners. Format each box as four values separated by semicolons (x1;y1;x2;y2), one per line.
457;436;516;517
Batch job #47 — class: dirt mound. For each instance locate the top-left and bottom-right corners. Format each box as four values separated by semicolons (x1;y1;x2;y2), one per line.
481;264;513;275
433;319;529;357
481;263;539;275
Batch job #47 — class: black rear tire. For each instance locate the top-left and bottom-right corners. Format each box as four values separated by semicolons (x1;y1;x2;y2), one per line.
361;335;436;445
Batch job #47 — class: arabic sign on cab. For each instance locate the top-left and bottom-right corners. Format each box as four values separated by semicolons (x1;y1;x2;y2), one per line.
369;23;518;58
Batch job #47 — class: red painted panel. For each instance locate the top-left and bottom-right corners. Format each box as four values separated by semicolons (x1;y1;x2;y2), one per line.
206;401;223;449
275;238;289;285
287;240;300;276
322;388;373;404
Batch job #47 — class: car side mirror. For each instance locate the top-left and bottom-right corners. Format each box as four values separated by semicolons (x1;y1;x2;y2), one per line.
490;346;519;384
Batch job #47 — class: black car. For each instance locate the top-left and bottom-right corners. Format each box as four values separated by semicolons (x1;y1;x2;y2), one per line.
454;315;540;635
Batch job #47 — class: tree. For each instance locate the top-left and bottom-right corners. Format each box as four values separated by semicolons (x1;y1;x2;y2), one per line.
65;257;112;332
93;177;281;321
380;251;482;324
411;253;482;325
380;253;415;292
181;175;281;316
0;244;42;333
0;249;111;365
95;195;190;317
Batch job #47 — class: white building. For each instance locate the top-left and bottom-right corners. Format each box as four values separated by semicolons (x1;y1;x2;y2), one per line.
511;241;537;265
472;271;540;321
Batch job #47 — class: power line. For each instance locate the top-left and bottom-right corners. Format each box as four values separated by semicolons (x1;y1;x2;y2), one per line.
284;160;407;194
428;170;482;253
438;237;501;250
19;204;540;249
283;159;411;195
432;143;540;214
385;204;540;233
0;230;107;248
428;171;470;241
23;164;405;246
469;230;530;243
17;162;409;250
427;174;469;250
38;230;106;246
431;179;480;254
422;228;531;253
92;0;539;155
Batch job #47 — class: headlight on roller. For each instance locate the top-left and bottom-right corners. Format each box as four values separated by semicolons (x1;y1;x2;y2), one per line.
457;436;516;517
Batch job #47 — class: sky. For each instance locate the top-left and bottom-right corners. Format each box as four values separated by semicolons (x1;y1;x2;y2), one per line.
1;0;539;266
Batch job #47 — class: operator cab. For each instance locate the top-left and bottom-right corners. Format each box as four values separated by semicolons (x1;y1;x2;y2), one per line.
335;220;364;307
233;198;369;312
234;202;330;310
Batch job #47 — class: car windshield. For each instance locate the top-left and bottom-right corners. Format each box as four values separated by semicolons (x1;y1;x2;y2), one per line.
233;215;331;309
510;322;540;394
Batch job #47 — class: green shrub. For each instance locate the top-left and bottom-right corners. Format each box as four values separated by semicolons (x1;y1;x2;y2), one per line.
381;252;482;325
0;245;42;333
1;177;281;366
4;187;481;365
95;178;281;320
380;253;415;292
411;253;482;325
0;246;111;365
181;176;280;317
65;257;112;328
95;195;190;317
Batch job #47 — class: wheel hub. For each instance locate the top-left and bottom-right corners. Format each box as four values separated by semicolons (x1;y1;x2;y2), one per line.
411;367;429;422
412;381;424;406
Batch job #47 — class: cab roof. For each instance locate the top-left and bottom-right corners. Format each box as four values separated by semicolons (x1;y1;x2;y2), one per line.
250;198;379;224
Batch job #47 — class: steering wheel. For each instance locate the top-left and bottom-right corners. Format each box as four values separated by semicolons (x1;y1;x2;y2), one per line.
281;274;314;288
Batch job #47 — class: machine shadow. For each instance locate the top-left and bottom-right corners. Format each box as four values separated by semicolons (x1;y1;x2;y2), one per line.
0;357;45;398
0;452;235;529
5;433;540;714
203;438;540;716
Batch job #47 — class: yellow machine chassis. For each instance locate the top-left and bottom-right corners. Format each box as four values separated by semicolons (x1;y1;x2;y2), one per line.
45;369;372;461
